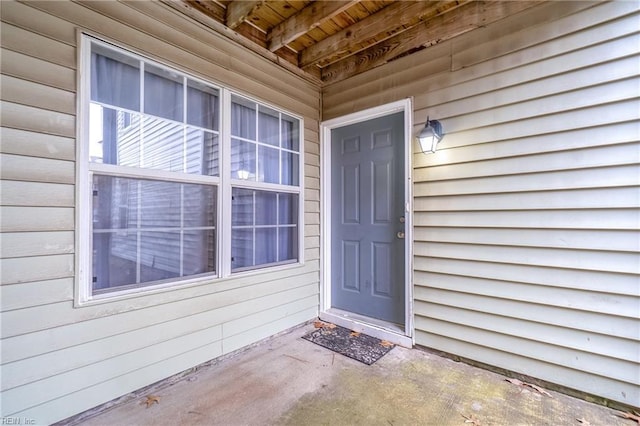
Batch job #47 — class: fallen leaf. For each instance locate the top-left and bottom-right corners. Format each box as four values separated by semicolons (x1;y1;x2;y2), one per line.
615;411;640;424
505;378;524;386
350;331;361;337
326;323;337;329
313;321;325;328
380;340;394;348
461;413;481;425
576;418;591;425
144;395;160;408
526;383;553;398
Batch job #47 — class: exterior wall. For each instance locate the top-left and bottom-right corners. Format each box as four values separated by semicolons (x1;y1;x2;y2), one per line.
324;1;640;407
0;1;320;423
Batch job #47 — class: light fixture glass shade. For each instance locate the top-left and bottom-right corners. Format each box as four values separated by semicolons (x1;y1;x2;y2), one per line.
417;118;443;153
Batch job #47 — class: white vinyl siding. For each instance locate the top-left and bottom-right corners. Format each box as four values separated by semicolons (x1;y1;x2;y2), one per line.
324;1;640;408
0;0;319;424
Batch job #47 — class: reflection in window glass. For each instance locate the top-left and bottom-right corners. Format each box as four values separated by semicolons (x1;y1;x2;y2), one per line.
144;65;183;121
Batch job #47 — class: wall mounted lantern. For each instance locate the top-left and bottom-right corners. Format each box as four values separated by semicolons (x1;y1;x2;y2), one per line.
417;117;444;154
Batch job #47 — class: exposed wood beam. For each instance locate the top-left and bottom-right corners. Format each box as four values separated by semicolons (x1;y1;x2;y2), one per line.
161;0;322;86
267;1;358;52
321;1;542;84
226;0;263;29
300;0;462;68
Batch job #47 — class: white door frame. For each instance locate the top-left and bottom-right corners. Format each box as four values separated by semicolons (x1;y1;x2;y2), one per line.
320;98;414;348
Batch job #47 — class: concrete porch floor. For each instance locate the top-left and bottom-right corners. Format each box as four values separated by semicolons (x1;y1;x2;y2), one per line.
79;323;630;426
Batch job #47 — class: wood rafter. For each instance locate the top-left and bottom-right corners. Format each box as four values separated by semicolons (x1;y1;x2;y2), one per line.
267;1;359;52
300;0;462;68
321;0;542;84
226;0;263;29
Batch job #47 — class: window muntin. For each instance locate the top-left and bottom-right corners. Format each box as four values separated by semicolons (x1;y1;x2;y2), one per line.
82;36;303;301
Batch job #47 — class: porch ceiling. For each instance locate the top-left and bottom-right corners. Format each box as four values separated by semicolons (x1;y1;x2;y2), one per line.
163;0;543;86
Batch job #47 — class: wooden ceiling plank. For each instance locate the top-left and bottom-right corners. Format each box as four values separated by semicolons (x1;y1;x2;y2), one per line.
226;0;263;29
267;0;359;52
321;1;543;84
300;0;458;68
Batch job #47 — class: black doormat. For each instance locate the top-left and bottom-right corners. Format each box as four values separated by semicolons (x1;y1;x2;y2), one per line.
302;324;395;365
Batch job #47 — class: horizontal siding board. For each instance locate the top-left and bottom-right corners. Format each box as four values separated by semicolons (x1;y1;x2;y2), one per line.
415;142;640;182
0;48;76;92
0;278;73;312
417;121;640;167
1;231;74;258
0;127;75;161
414;257;639;297
415;187;640;212
0;181;74;207
0;0;77;45
414;165;640;196
1;206;74;232
1;75;75;115
0;270;318;352
415;209;640;231
414;287;639;341
0;154;75;184
413;316;638;386
0;22;76;69
0;254;74;285
416;241;640;274
1;101;75;138
415;301;639;364
414;227;640;253
414;272;640;319
414;330;640;408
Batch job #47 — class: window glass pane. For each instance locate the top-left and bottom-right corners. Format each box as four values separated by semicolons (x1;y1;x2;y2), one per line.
231;96;256;139
92;231;138;291
258;146;279;184
255;192;277;225
278;193;298;225
258;106;279;147
282;114;299;151
281;152;299;186
142;116;184;172
187;80;219;130
139;231;181;282
89;104;141;166
278;227;298;262
232;229;253;269
91;175;216;293
91;46;140;111
186;128;218;176
232;188;254;226
231;139;256;180
144;65;183;122
255;228;277;265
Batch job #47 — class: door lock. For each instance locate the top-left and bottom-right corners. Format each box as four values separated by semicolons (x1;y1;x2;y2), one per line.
399;216;405;223
397;231;405;239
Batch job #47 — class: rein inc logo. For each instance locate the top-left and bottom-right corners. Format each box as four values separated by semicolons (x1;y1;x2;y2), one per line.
1;418;36;425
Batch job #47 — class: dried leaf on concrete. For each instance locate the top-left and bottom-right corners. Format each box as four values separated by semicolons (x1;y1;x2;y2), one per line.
615;411;640;424
380;340;394;348
576;418;591;425
462;413;481;425
504;378;553;397
143;395;160;408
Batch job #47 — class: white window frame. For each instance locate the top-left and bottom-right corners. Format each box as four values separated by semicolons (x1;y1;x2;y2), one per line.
76;34;304;305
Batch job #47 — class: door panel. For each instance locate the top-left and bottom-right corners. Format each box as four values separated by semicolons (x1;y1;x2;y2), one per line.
331;111;405;324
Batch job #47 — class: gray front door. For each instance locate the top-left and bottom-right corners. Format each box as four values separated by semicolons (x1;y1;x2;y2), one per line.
331;111;405;325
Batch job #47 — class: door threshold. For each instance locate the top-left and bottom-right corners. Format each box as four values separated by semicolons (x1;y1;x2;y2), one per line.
320;308;413;348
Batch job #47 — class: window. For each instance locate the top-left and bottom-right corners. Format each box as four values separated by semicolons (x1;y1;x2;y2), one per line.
80;36;302;300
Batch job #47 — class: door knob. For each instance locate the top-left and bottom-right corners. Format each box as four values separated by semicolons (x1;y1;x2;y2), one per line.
397;231;405;239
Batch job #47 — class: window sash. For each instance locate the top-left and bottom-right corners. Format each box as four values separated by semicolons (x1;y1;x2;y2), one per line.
79;35;303;303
